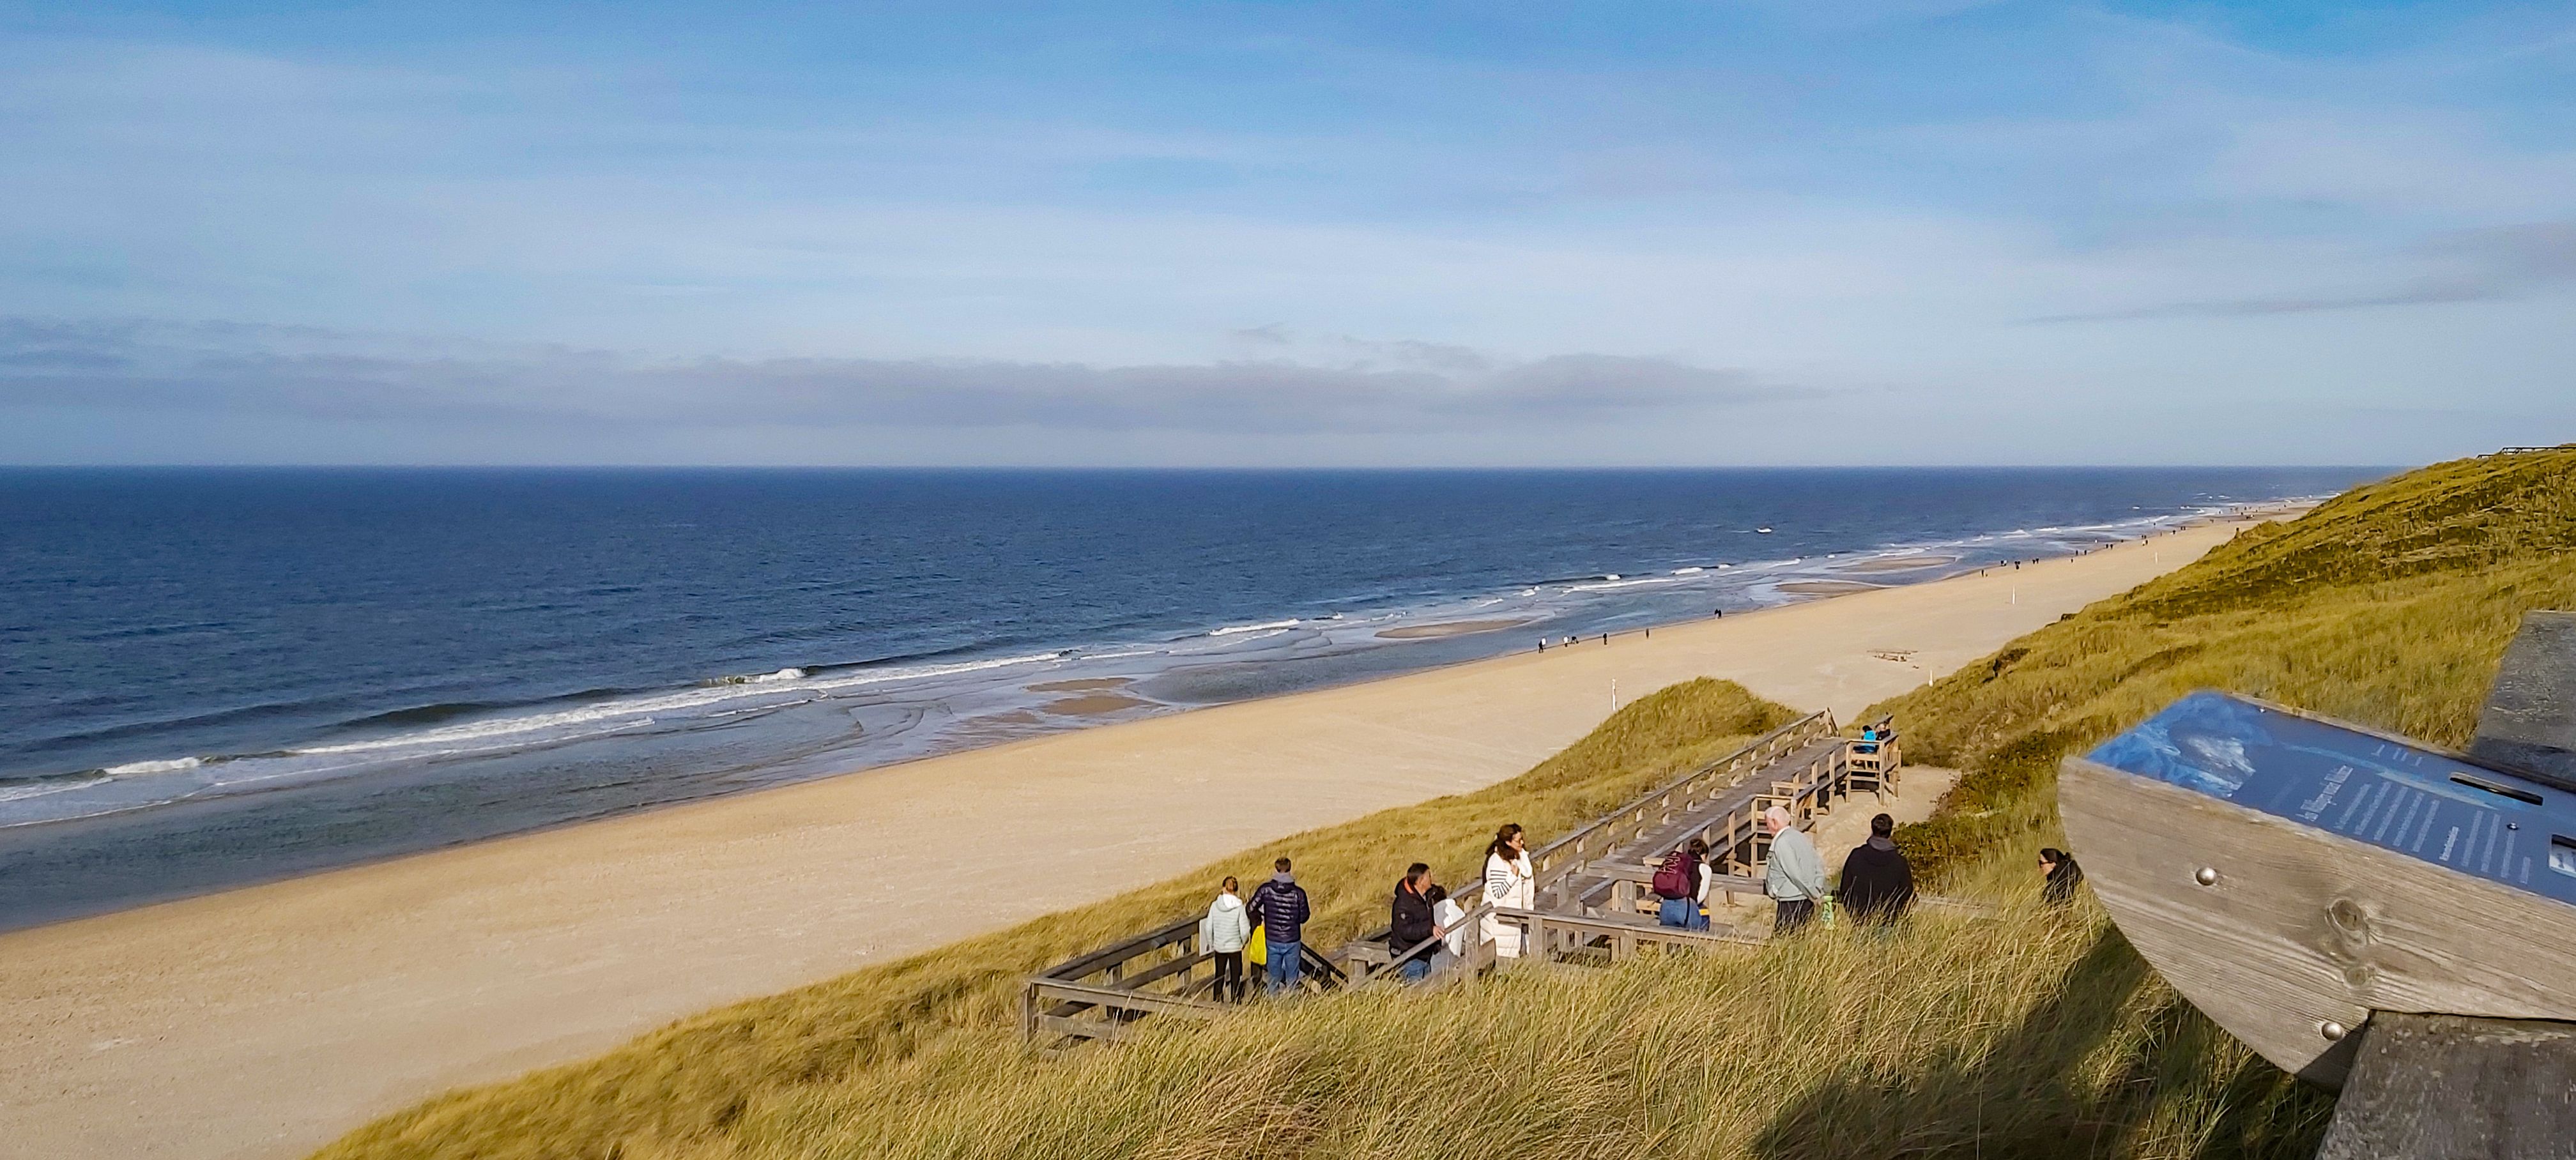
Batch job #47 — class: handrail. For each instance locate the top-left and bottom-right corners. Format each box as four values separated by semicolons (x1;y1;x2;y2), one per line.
1529;708;1836;894
1038;915;1199;982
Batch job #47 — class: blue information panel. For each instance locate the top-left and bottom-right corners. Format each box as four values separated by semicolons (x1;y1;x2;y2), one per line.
2088;691;2576;906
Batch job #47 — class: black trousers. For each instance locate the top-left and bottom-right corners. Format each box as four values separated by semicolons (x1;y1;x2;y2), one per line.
1211;950;1245;1002
1774;898;1817;936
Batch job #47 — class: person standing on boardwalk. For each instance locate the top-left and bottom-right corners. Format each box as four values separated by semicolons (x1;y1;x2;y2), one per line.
1836;814;1915;927
1429;883;1466;965
1199;875;1253;1002
1247;858;1312;996
1762;806;1828;935
1653;837;1712;930
1388;862;1441;982
1482;823;1536;959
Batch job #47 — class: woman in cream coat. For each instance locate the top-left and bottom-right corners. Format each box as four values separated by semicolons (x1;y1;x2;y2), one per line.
1481;823;1535;959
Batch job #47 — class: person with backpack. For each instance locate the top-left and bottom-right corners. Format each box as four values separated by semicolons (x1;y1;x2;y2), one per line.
1199;875;1253;1002
1386;862;1442;982
1653;837;1712;930
1836;814;1915;927
1246;857;1313;995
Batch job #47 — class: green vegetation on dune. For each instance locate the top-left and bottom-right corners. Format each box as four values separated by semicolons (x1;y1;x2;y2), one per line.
1890;448;2576;884
322;446;2576;1160
317;679;1797;1160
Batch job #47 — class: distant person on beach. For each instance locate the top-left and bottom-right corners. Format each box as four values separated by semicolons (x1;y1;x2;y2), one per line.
2038;848;2085;907
1482;823;1535;959
1388;862;1441;982
1247;857;1312;995
1200;875;1252;1002
1429;883;1466;964
1653;837;1712;930
1763;806;1828;935
1836;814;1915;926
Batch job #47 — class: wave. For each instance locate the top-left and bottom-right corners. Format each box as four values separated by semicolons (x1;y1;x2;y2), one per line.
710;668;807;685
1565;576;1692;592
1208;619;1300;637
102;756;204;777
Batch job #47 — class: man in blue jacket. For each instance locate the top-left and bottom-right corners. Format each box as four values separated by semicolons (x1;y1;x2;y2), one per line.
1247;857;1313;995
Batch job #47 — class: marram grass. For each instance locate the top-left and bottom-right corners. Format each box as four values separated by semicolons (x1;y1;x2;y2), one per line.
319;446;2575;1160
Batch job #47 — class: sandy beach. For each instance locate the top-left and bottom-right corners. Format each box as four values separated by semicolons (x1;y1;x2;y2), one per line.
0;518;2260;1160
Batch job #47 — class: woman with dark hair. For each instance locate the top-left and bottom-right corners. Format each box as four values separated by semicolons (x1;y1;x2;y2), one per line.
1482;823;1534;959
2039;848;2085;906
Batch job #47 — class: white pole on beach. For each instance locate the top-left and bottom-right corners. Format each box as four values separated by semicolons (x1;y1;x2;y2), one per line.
1610;679;1618;713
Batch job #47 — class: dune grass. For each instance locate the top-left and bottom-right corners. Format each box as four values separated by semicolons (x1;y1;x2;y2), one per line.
321;446;2576;1160
316;678;1798;1160
1888;446;2576;884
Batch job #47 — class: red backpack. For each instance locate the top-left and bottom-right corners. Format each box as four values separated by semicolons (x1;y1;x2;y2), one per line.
1652;850;1694;899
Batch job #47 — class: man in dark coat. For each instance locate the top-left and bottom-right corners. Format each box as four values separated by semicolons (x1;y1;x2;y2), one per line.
1387;862;1439;982
1247;857;1313;995
1836;813;1915;926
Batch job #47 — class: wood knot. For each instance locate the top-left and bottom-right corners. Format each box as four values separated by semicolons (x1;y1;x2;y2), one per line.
2326;897;2373;943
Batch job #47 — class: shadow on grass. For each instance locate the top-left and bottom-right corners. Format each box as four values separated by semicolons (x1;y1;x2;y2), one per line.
1751;925;2334;1160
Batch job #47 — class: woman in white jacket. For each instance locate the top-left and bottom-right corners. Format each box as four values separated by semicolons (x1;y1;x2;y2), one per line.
1199;876;1253;1002
1481;823;1535;960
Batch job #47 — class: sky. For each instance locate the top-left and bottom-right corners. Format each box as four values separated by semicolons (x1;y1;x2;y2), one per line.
1;1;2570;466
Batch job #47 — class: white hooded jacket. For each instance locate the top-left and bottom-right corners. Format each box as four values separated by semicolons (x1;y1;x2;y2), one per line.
1200;891;1253;954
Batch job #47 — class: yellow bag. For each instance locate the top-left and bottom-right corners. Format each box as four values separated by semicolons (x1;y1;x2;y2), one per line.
1246;925;1268;967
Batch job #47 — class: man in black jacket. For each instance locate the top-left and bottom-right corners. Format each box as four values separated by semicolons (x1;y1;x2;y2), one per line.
1247;857;1313;995
1387;862;1441;982
1836;814;1915;926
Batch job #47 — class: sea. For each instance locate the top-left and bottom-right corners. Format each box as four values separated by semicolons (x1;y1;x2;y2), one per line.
0;466;2386;930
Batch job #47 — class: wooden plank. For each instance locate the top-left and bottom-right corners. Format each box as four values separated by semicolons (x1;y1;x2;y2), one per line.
1030;979;1226;1018
2060;756;2576;1088
1036;915;1199;981
1110;949;1206;992
2315;1012;2576;1160
2471;610;2576;792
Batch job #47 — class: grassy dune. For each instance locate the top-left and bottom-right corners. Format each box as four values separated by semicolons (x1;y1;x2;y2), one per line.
316;679;1798;1159
323;446;2575;1160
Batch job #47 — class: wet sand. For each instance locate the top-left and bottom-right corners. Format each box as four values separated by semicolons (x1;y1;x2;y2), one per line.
1375;618;1530;640
1836;554;1958;574
1040;692;1154;716
1778;579;1885;595
0;517;2265;1160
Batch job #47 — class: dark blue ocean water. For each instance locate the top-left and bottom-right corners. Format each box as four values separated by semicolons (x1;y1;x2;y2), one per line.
0;466;2383;929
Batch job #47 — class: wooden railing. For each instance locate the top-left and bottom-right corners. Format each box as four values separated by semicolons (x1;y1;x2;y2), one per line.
1529;709;1837;902
1024;706;1956;1045
1022;914;1347;1046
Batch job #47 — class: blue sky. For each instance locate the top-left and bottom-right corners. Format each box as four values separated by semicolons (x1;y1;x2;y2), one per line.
2;1;2570;465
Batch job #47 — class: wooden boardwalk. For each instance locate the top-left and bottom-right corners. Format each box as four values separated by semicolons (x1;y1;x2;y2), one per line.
1023;710;1910;1047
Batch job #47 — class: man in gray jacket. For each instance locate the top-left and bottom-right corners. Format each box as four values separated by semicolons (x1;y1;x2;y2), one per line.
1762;805;1827;935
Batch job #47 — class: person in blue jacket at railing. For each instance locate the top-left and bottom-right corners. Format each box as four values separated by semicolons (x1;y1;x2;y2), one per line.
1247;857;1312;996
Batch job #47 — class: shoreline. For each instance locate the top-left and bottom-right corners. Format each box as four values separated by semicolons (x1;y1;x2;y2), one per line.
0;515;2275;1160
